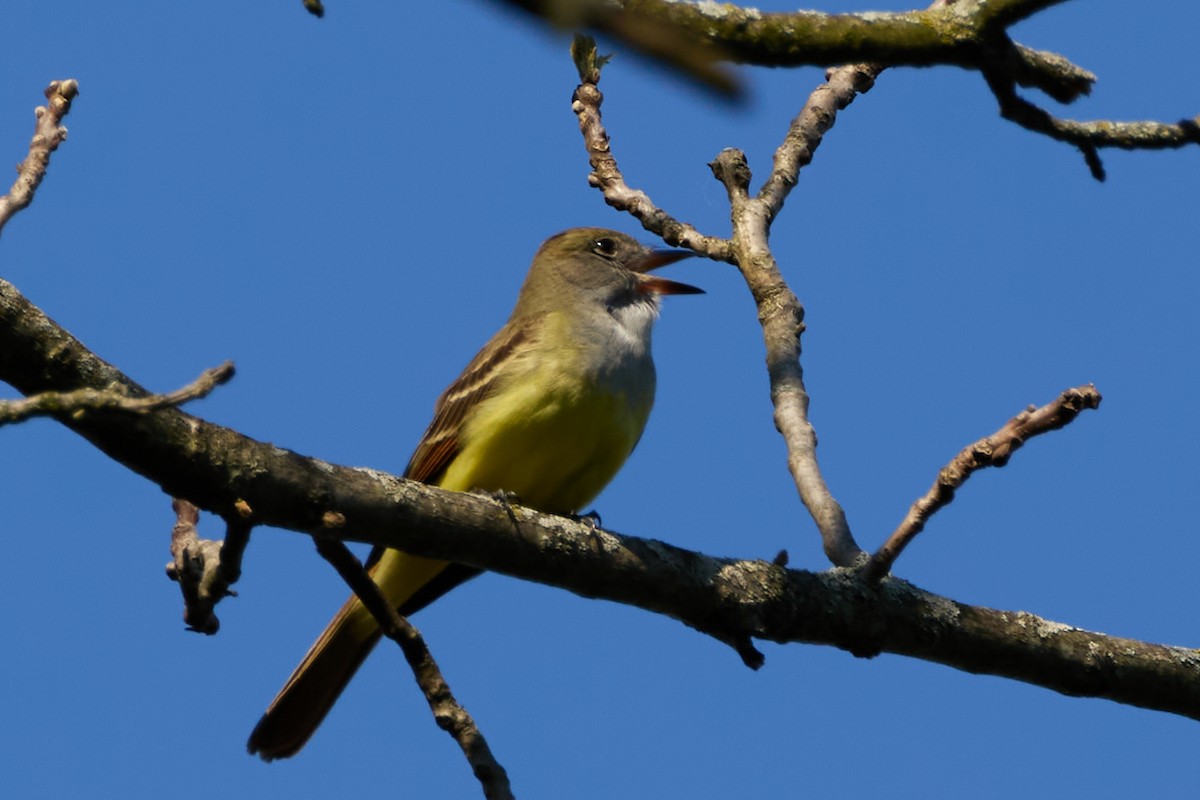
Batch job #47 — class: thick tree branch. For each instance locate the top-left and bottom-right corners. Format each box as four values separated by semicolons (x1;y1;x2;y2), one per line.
5;279;1195;722
512;0;1085;95
543;1;1197;169
0;79;79;237
512;1;1047;67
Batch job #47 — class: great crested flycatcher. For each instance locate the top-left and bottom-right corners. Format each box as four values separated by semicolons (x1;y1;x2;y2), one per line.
247;227;701;760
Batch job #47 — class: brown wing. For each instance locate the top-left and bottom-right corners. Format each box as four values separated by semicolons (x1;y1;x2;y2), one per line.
364;319;533;573
402;316;533;484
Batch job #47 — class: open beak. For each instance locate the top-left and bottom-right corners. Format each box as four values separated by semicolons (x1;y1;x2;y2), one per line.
632;249;704;296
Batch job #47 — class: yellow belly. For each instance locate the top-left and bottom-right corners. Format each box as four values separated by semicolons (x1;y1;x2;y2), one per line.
439;369;652;514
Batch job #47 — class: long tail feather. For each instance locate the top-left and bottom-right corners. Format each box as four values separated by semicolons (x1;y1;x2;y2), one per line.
246;551;448;760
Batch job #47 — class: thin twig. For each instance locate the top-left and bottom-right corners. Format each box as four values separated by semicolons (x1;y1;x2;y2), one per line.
570;35;734;260
216;499;254;599
981;64;1200;181
758;62;883;219
0;80;79;237
864;384;1103;582
0;361;234;427
312;534;514;800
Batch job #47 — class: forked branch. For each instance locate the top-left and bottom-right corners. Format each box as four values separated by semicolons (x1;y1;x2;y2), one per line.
572;37;864;565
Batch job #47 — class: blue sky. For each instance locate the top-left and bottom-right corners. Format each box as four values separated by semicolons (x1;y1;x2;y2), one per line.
2;2;1198;798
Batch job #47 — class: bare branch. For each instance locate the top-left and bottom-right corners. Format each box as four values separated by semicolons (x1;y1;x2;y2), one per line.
1007;44;1095;104
312;534;513;800
165;497;253;634
705;57;889;568
513;1;742;97
166;499;221;634
218;499;254;593
758;62;883;220
865;385;1104;582
0;80;79;237
572;39;864;565
2;278;1196;721
982;63;1200;180
558;2;1199;166
0;362;235;428
517;1;1090;98
710;148;861;568
570;36;733;260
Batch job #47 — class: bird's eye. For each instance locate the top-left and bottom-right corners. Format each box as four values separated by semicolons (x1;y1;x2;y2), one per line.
593;237;618;257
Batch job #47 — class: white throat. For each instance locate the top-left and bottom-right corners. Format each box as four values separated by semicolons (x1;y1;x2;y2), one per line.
607;295;660;356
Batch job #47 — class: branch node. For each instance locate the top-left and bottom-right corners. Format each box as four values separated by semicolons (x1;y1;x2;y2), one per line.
166;498;251;634
727;635;765;670
709;148;751;197
1080;143;1106;182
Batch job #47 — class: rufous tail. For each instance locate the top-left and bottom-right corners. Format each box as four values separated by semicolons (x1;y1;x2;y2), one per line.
246;551;448;760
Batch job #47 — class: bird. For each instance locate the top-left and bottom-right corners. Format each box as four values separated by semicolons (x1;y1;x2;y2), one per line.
247;227;701;760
